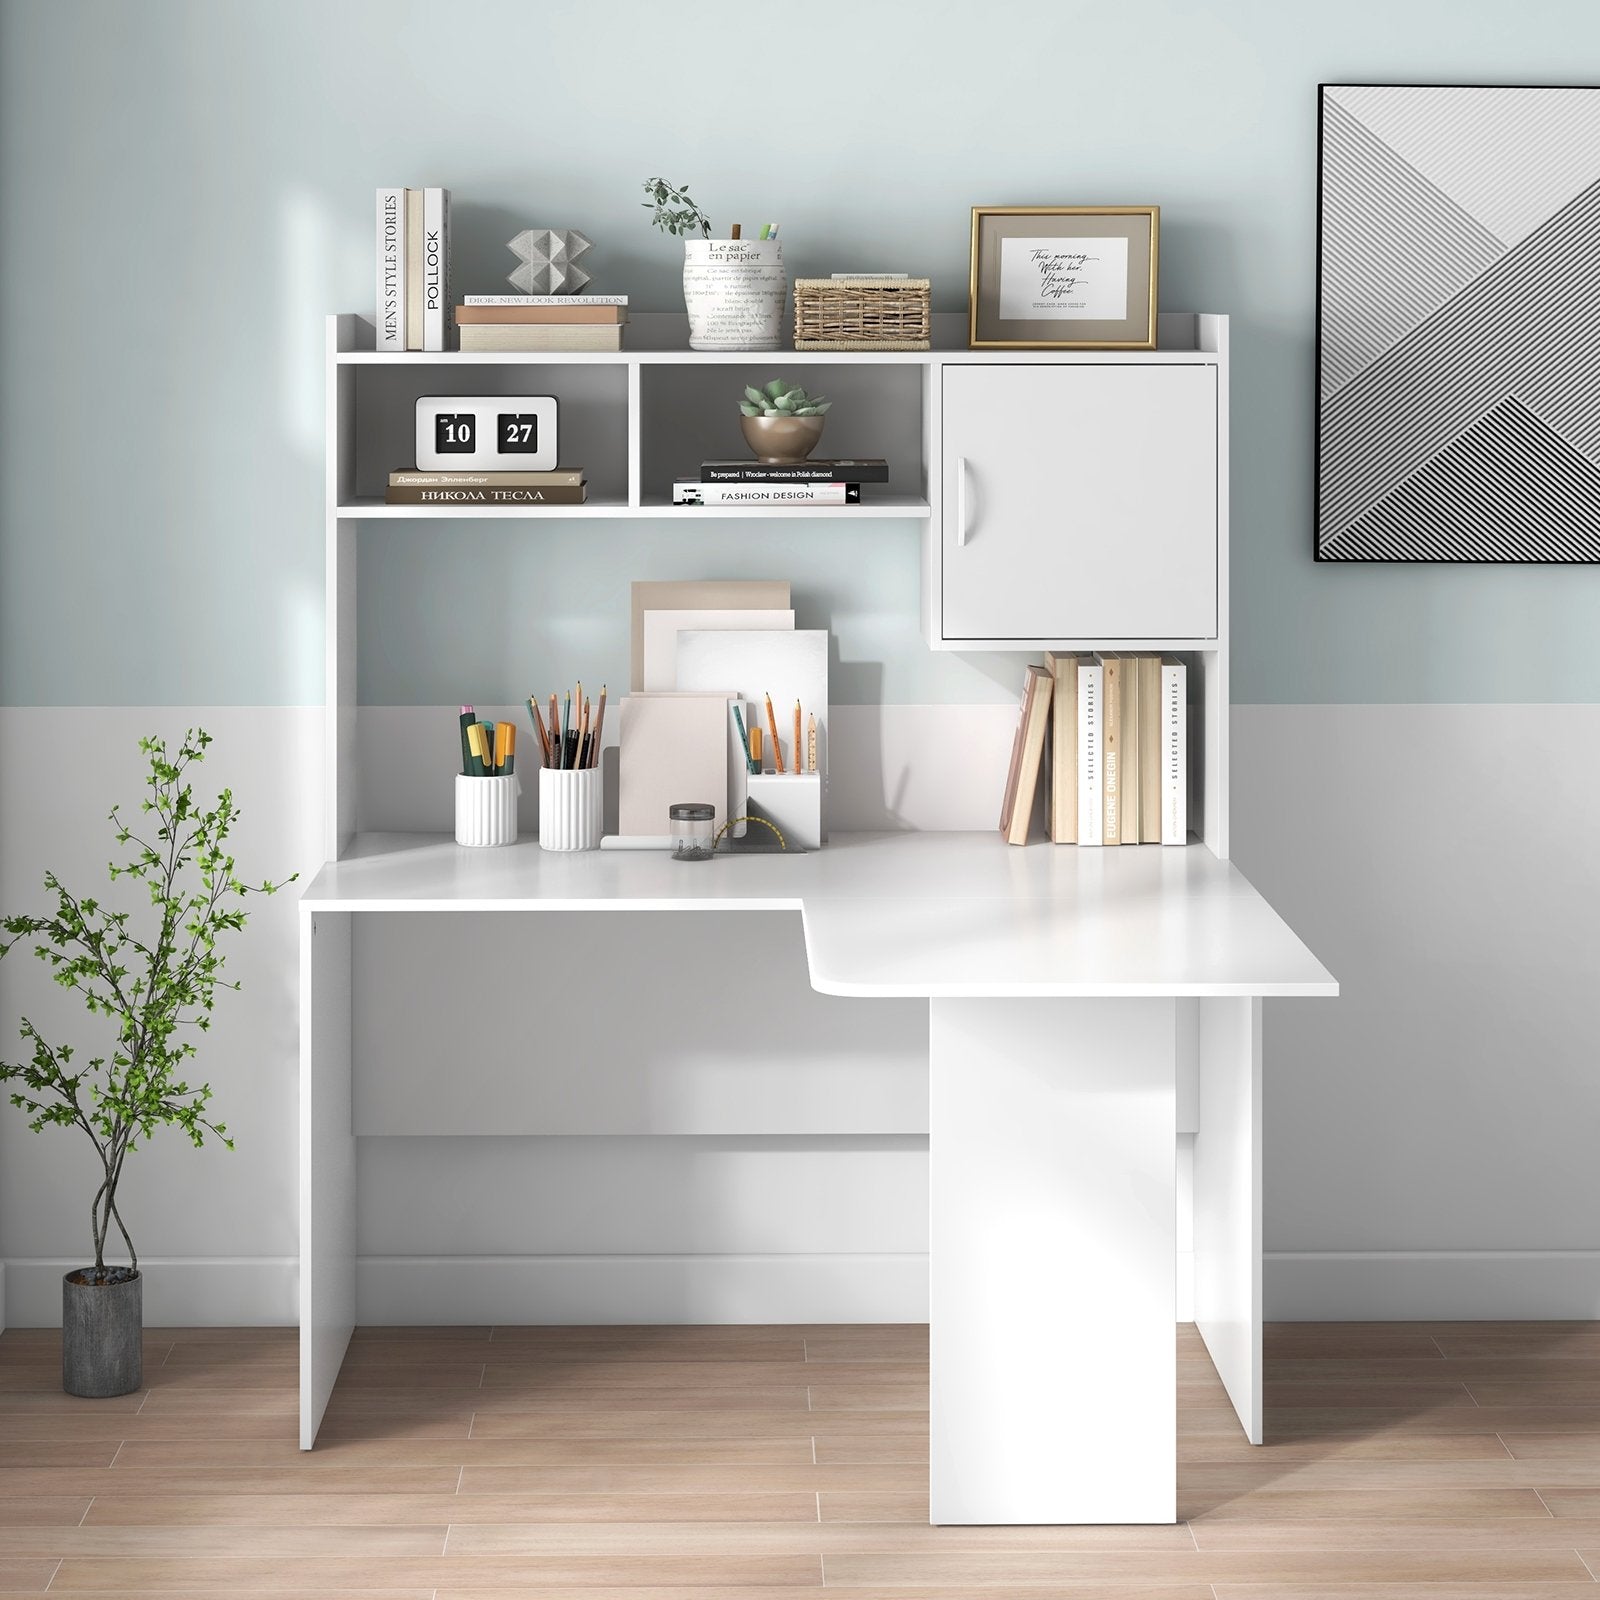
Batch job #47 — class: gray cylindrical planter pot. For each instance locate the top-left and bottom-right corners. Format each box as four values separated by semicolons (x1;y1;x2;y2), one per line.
62;1269;142;1397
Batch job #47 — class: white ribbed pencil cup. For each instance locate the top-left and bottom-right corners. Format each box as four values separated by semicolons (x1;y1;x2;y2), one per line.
539;767;602;851
455;774;519;847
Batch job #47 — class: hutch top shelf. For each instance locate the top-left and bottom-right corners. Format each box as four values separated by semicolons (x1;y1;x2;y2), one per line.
333;311;1225;365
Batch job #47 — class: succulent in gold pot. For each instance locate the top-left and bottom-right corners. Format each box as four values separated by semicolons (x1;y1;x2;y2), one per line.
739;379;832;463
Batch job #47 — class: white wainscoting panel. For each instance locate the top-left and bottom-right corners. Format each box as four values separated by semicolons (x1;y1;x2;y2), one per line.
1234;703;1600;1319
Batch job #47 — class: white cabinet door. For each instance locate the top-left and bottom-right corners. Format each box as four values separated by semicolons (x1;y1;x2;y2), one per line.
941;365;1217;641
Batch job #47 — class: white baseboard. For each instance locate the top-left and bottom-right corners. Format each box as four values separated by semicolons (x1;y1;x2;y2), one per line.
44;1251;1597;1327
2;1258;299;1327
355;1254;930;1325
1266;1251;1600;1320
0;1254;929;1328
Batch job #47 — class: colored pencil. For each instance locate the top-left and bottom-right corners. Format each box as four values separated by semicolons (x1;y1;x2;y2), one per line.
765;692;785;773
794;701;801;776
589;685;607;768
528;696;551;765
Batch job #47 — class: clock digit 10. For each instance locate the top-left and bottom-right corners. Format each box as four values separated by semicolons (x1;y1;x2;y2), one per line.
434;413;476;454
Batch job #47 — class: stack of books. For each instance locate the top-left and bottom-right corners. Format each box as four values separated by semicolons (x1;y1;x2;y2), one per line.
375;187;452;351
453;295;628;352
672;458;888;507
1000;653;1188;847
385;468;587;507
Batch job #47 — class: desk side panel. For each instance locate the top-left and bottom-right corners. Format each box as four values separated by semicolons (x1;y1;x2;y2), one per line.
1193;994;1262;1443
300;911;356;1448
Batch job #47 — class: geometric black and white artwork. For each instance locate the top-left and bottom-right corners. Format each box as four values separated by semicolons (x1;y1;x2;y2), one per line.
1316;85;1600;561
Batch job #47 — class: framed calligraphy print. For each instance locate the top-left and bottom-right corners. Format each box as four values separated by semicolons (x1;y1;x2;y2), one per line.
968;206;1159;349
1316;84;1600;561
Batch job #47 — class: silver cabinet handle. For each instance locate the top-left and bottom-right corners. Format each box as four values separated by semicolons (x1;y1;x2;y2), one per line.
956;455;971;547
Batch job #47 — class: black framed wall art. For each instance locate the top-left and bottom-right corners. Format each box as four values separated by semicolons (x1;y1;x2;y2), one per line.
1315;84;1600;562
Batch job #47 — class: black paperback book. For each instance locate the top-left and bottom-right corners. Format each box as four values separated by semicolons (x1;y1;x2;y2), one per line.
701;458;889;483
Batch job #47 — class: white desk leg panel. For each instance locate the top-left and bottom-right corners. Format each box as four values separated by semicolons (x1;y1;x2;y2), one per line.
1193;996;1263;1444
929;998;1177;1525
299;910;357;1449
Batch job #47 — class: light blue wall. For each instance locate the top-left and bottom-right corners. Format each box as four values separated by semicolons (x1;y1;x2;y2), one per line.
3;0;1598;706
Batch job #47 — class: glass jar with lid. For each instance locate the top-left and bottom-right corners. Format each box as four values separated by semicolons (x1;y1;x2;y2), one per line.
669;802;717;861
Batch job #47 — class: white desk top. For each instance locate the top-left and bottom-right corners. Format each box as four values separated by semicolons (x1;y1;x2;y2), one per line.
302;833;1336;1000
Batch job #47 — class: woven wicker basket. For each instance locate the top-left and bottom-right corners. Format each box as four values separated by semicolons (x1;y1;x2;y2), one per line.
793;277;931;350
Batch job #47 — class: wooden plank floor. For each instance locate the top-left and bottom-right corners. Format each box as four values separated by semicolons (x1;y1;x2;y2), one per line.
3;1322;1600;1596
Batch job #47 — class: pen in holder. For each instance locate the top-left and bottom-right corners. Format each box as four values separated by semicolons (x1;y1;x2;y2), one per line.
456;773;520;847
539;766;602;851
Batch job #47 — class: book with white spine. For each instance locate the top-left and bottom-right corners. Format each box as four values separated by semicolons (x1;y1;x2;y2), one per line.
1098;652;1123;846
1161;658;1188;845
375;188;405;351
1076;659;1103;847
463;293;629;306
405;188;423;349
1137;655;1162;846
422;187;450;350
672;480;860;506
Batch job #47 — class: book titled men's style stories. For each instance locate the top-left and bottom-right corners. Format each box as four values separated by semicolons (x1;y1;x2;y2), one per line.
375;187;405;351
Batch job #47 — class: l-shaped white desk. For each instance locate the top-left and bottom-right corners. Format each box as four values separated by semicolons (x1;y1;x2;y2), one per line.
299;830;1336;1524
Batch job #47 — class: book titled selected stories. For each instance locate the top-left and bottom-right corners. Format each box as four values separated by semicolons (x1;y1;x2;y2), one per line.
701;458;889;484
672;479;861;506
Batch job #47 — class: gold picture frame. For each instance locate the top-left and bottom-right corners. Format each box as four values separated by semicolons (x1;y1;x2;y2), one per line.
968;206;1159;349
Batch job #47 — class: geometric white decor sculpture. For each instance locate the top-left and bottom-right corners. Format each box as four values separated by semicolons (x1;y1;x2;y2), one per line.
507;228;593;294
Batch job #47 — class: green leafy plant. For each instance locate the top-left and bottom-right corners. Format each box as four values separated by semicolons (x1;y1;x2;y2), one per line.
0;731;296;1282
642;176;711;239
740;379;832;418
